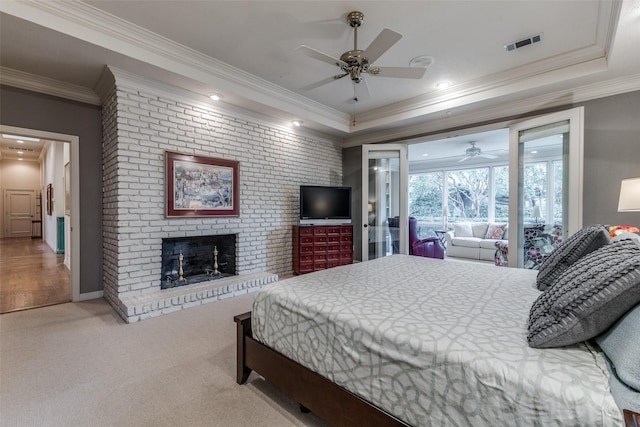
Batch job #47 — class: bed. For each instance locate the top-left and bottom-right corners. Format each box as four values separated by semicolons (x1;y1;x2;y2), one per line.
235;255;640;426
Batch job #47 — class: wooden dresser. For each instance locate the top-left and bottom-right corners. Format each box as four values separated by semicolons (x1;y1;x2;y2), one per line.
293;225;353;275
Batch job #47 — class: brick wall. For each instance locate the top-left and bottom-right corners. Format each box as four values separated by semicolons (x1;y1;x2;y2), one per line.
102;80;343;319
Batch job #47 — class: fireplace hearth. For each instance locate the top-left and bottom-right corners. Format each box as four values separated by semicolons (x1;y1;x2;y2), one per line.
161;234;237;289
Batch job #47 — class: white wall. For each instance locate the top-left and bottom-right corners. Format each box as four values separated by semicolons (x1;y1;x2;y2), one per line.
101;78;344;321
0;159;41;238
64;143;70;267
42;142;65;252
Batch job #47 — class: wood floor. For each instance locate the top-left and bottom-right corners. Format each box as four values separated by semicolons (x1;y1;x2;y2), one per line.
0;237;71;314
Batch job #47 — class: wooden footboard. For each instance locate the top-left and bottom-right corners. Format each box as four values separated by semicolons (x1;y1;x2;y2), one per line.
234;311;410;427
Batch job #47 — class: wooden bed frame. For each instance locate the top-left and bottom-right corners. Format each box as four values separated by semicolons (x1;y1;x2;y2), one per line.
235;311;640;427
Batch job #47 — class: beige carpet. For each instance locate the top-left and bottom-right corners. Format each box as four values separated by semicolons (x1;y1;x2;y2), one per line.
0;294;330;427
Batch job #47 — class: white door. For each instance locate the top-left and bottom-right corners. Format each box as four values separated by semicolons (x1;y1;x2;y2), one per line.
508;107;584;267
5;189;36;237
361;144;408;261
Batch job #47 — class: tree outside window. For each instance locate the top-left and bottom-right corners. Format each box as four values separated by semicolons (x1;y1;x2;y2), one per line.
447;168;489;221
523;162;547;223
553;160;563;224
494;166;509;223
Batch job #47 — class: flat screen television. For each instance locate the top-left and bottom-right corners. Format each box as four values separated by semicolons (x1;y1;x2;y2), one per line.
299;185;352;225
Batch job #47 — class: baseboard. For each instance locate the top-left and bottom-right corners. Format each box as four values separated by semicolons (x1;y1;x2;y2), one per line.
77;290;104;301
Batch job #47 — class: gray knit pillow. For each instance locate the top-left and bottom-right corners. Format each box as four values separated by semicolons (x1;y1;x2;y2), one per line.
536;225;610;291
528;238;640;348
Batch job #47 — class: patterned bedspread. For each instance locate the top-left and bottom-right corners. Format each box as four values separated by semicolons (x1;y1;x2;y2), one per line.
252;255;622;426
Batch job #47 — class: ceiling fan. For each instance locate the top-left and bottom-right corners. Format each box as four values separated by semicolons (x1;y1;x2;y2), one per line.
459;142;498;162
296;11;427;97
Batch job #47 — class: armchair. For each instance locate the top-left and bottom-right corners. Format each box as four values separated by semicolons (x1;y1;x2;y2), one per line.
387;217;445;259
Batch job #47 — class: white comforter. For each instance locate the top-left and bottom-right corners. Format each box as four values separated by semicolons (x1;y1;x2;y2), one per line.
252;255;622;426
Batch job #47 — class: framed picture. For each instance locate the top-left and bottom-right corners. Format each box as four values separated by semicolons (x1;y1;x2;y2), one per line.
165;151;239;217
64;162;70;215
46;183;53;216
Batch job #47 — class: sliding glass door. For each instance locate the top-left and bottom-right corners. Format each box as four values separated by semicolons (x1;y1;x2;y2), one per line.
361;144;408;261
508;107;584;268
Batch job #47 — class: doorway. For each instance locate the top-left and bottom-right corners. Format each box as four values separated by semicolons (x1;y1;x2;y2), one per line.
0;125;80;312
361;144;408;261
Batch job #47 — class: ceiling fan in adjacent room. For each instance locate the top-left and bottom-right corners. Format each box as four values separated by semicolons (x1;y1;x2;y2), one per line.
296;11;427;101
458;142;498;162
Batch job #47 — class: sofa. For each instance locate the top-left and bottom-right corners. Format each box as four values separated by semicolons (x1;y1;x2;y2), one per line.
444;222;507;261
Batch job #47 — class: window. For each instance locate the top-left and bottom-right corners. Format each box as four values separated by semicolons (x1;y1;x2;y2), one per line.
409;172;443;220
523;162;547;223
448;168;489;221
553;160;563;224
494;166;509;223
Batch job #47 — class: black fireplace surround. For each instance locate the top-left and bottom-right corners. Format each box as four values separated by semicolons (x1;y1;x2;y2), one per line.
161;234;237;289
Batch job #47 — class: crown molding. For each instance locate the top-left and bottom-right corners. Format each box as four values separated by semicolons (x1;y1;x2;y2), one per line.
345;0;622;132
0;66;101;105
0;0;628;137
356;51;608;129
344;73;640;146
103;66;343;146
0;0;349;132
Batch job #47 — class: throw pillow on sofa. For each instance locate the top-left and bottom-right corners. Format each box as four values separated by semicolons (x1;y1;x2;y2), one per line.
536;224;609;291
472;223;489;238
454;222;473;237
528;238;640;348
485;223;506;240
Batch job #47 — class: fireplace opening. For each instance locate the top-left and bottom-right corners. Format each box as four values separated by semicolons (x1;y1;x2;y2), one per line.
161;234;237;289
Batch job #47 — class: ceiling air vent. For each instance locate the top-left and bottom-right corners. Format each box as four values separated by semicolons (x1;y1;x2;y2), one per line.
505;33;543;52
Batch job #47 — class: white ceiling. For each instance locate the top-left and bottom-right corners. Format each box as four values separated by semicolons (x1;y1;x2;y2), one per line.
1;1;639;142
0;133;44;162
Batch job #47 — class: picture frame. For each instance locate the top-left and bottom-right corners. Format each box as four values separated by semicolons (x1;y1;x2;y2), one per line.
64;162;70;215
46;183;53;216
165;151;239;217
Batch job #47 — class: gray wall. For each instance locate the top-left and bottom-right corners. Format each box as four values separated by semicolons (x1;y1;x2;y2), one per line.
0;86;103;294
582;91;640;227
343;90;640;251
343;145;362;261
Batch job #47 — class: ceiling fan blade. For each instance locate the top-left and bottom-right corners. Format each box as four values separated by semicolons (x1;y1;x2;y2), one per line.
296;45;347;68
362;28;402;64
458;156;471;162
478;154;498;159
369;66;426;79
300;74;347;91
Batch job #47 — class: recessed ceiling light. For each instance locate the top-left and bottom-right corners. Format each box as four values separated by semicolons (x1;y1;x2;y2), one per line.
291;120;303;127
409;55;435;68
2;134;40;142
435;81;451;90
422;153;429;157
531;150;538;154
208;93;223;101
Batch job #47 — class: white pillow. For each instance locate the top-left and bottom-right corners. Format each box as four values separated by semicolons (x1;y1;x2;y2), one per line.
454;222;473;237
472;222;489;238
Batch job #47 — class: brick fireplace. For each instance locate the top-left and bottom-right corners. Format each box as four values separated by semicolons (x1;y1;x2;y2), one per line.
161;234;237;289
98;68;343;323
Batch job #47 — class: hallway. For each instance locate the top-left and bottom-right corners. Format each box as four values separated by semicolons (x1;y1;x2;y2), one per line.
0;237;70;314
